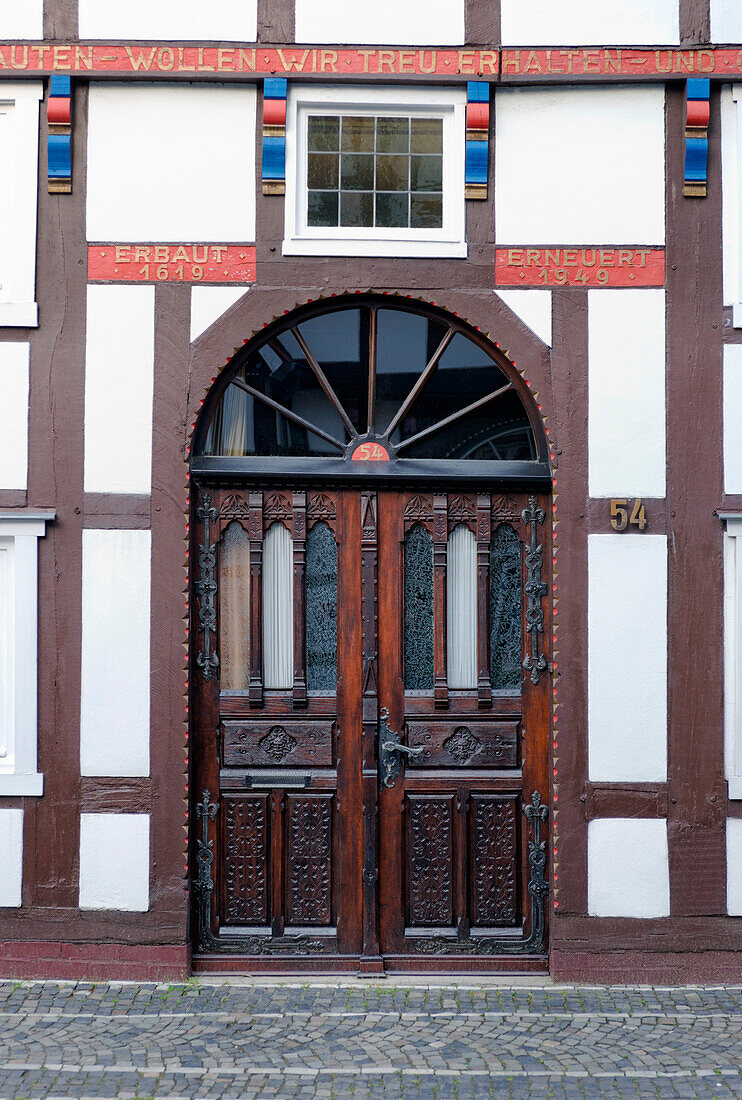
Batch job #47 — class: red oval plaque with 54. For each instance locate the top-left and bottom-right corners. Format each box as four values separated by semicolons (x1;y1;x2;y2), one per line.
351;442;390;462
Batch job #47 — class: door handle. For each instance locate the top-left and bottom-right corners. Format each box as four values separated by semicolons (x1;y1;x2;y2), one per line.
378;706;423;789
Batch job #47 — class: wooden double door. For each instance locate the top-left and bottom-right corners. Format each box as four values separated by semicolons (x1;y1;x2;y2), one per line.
191;484;550;969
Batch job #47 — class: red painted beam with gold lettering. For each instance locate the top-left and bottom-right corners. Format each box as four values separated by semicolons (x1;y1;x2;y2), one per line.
495;247;665;288
88;244;256;283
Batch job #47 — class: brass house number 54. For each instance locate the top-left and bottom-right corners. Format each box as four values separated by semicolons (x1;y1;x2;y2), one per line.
610;498;648;531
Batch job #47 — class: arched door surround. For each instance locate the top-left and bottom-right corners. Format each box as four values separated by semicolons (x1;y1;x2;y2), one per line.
190;295;552;972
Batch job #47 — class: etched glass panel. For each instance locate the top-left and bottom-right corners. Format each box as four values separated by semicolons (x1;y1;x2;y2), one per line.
447;524;477;689
490;524;522;691
306;522;338;692
219;522;250;691
403;524;434;690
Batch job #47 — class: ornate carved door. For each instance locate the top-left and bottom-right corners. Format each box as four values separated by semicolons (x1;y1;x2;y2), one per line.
191;483;550;967
375;489;550;963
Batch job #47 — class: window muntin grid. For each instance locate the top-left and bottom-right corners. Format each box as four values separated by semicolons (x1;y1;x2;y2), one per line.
306;114;443;230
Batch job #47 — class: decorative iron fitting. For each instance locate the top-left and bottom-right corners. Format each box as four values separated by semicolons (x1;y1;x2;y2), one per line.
195;490;219;682
194;789;218;953
522;495;549;686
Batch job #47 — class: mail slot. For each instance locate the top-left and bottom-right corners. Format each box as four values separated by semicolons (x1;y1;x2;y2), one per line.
243;771;312;789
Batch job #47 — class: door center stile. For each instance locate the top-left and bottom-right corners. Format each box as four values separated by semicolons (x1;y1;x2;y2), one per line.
360;491;382;967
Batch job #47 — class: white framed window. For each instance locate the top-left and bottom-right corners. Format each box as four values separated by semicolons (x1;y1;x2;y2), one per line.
724;515;742;798
0;83;43;328
284;85;466;259
0;512;54;796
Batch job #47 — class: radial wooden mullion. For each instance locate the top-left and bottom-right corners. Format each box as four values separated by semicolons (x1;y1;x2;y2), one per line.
229;376;346;451
292;491;308;708
384;326;455;439
433;494;448;709
396;382;514;453
248;491;264;707
291;325;357;437
476;493;492;708
366;307;378;435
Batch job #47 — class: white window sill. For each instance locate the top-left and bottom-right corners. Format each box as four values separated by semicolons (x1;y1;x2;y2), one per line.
283;237;467;259
0;772;44;796
729;777;742;800
0;302;39;328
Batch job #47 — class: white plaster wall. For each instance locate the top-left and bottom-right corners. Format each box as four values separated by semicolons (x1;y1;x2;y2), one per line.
495;87;665;245
727;818;742;914
191;287;247;342
87;84;256;242
84;285;154;494
0;808;23;907
721;86;739;309
294;0;464;45
495;290;552;346
588;289;666;498
588;534;667;782
725;346;742;494
80;530;151;777
588;818;670;917
712;0;742;42
0;343;28;491
79;813;150;911
501;0;679;46
79;0;257;41
0;2;43;38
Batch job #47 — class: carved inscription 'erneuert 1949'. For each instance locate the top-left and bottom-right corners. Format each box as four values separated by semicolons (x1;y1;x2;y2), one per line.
495;247;665;288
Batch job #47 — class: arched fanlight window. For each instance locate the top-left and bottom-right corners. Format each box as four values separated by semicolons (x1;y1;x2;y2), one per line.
193;296;550;482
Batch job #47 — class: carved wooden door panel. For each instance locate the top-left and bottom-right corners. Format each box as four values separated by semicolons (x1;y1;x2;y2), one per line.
192;487;363;958
376;490;550;961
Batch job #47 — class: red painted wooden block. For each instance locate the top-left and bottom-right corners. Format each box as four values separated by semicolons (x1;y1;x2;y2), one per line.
47;97;70;124
466;102;489;130
686;99;710;127
263;97;286;126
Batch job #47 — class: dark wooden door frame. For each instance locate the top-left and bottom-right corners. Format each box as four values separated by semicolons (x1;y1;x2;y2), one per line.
190;482;551;973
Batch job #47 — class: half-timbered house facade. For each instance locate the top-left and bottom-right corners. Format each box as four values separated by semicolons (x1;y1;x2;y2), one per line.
1;0;741;981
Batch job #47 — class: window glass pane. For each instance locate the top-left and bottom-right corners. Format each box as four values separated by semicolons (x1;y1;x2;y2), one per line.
376;192;408;228
400;392;536;460
263;522;293;690
376;154;408;192
490;524;522;691
404;524;434;690
340;190;373;227
219;522;250;691
377;117;409;154
411;155;442;192
341;115;374;152
447;524;477;689
376;309;447;437
298;307;367;433
308;115;339;152
411;118;442;154
410;193;442;228
397;333;511;452
308;153;338;190
341;153;374;191
306;522;338;691
308;190;338;227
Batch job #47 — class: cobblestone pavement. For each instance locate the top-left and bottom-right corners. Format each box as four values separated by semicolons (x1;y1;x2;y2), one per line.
2;980;742;1099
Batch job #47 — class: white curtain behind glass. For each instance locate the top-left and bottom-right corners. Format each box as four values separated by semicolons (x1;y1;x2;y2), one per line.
263;521;294;689
447;524;477;689
219;522;250;690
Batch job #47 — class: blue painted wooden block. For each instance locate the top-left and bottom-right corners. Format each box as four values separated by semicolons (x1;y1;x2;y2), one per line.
684;136;708;181
48;134;71;178
264;78;288;100
262;135;286;180
465;140;488;185
49;74;71;98
686;78;710;101
467;81;489;103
